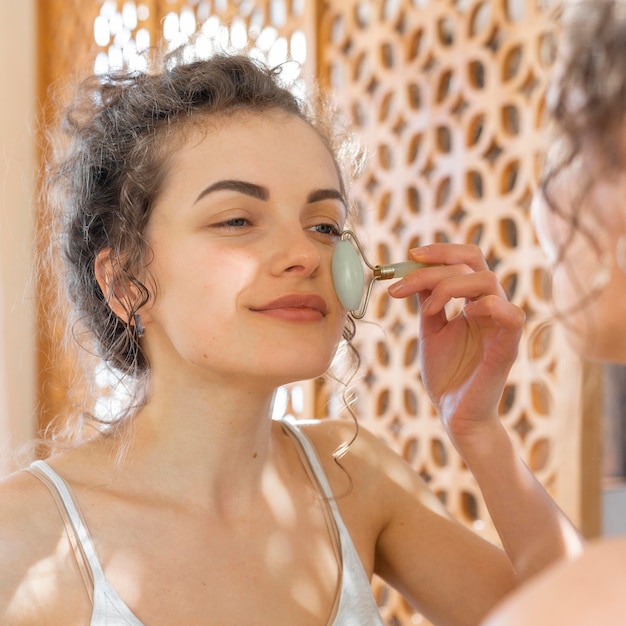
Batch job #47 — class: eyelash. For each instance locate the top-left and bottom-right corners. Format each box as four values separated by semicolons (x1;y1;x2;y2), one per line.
217;217;249;229
310;223;342;238
212;218;342;239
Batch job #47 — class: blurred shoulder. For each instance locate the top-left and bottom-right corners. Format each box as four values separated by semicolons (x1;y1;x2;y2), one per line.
0;463;60;538
482;536;626;626
0;464;65;623
0;459;90;625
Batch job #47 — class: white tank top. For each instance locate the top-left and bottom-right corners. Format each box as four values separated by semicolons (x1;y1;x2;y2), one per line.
27;417;385;625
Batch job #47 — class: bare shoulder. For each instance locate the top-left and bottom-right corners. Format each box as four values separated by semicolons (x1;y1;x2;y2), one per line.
291;417;398;484
482;536;626;626
286;417;454;587
0;465;89;625
0;467;62;622
288;417;446;515
0;466;62;558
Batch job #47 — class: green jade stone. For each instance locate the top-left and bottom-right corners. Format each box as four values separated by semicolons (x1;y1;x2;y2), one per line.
332;239;365;311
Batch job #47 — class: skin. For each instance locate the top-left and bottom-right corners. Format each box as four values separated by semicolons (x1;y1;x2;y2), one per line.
482;141;626;625
532;158;626;362
0;110;581;626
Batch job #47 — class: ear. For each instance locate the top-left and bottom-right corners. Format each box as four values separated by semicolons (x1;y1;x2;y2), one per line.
94;248;140;323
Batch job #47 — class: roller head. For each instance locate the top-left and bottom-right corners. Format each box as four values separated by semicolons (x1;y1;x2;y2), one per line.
332;239;365;311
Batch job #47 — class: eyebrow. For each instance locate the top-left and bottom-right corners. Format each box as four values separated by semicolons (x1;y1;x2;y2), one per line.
194;179;346;207
194;179;268;204
306;188;346;205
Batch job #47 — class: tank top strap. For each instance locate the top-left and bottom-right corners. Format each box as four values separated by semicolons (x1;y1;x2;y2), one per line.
279;417;386;626
278;417;353;555
27;460;107;596
279;417;339;501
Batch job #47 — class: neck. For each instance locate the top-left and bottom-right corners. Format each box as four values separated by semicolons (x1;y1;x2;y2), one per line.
110;369;284;510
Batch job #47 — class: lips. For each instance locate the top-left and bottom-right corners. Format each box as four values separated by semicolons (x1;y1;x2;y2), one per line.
251;294;329;319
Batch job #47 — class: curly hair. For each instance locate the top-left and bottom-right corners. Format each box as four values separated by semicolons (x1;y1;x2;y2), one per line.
44;47;359;384
547;0;626;164
36;43;367;450
539;0;626;309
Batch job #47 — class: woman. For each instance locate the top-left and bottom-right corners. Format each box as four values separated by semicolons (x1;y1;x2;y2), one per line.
0;46;580;625
482;1;626;624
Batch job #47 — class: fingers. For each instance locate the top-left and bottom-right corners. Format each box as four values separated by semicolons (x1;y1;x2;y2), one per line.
416;270;506;315
463;294;526;332
410;243;489;272
388;254;504;304
387;242;522;325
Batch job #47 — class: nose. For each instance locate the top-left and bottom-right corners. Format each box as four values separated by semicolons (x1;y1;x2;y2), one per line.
268;225;322;277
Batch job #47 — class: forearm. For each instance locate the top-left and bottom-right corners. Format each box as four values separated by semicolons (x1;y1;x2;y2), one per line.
451;420;584;582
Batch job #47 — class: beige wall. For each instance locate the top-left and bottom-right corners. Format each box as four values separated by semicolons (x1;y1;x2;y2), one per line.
0;0;37;474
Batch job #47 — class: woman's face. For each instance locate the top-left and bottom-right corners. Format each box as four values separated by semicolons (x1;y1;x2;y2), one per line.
532;150;626;362
140;110;349;388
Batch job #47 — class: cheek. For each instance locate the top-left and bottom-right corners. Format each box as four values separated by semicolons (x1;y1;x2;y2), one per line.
532;180;616;305
550;241;626;359
550;261;592;315
550;230;609;309
159;245;259;295
142;253;229;335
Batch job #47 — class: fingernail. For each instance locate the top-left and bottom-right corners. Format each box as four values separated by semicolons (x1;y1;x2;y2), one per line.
388;279;406;296
409;247;428;261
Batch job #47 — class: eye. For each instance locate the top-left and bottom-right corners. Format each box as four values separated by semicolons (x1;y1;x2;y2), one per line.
212;217;251;229
309;222;342;239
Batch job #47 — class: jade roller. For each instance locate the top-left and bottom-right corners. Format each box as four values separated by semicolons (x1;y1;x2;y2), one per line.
332;230;428;319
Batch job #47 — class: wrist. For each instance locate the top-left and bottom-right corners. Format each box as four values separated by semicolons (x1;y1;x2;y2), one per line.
447;417;513;466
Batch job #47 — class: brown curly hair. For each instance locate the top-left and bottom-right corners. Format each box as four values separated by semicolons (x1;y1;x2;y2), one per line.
536;0;626;322
44;47;357;384
541;0;626;263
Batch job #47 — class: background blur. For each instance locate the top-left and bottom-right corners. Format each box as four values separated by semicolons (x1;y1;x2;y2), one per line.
1;2;625;623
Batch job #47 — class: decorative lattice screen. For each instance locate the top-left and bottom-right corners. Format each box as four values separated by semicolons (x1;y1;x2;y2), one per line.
314;1;595;622
37;2;598;625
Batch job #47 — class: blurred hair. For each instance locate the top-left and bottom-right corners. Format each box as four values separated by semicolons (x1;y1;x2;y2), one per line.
538;0;626;313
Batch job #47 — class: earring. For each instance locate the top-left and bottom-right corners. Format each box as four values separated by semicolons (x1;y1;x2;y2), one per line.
616;235;626;273
134;313;145;338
